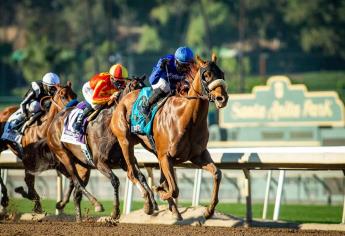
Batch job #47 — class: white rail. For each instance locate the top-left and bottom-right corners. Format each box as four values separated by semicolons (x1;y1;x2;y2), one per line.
1;146;345;223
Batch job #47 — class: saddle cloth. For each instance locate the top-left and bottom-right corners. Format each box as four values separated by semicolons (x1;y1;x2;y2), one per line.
130;87;159;136
60;102;88;145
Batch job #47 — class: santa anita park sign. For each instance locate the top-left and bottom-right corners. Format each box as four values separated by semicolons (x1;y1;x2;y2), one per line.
219;76;345;128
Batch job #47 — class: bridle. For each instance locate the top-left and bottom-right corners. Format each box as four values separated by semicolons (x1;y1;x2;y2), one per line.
114;77;146;105
49;86;77;110
186;61;226;102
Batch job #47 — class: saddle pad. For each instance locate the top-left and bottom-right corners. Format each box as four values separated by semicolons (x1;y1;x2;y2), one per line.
60;104;86;145
0;109;23;144
130;87;159;135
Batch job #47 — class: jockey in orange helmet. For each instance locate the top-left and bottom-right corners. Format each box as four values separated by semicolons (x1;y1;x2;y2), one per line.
74;64;128;132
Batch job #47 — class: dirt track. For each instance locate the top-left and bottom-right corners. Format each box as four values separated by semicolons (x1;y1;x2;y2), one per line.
0;221;344;236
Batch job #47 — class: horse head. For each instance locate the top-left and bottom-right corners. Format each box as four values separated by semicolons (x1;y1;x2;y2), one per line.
47;81;78;111
125;75;146;93
194;53;228;109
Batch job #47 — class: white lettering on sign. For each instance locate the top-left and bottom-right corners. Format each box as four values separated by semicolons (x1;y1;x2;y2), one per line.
303;99;333;118
267;101;301;121
230;100;335;121
231;102;266;119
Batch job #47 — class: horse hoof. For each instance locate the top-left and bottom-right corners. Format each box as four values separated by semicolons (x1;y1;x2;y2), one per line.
55;201;65;210
95;205;104;212
111;210;120;220
173;213;183;221
203;209;214;219
154;204;159;211
14;186;24;194
143;204;154;215
1;196;9;208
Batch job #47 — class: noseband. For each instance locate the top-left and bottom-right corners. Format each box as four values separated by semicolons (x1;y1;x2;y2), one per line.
50;87;77;110
188;62;226;101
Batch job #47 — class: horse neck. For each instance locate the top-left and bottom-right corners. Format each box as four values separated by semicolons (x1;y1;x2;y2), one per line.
186;71;209;123
38;100;61;135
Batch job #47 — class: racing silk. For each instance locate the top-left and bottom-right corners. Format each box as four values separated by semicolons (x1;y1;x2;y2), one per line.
89;72;119;105
148;54;186;89
21;81;48;116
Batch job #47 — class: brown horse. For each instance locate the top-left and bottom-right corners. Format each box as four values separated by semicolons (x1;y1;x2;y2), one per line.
0;106;18;208
111;54;228;219
0;82;102;214
47;76;155;221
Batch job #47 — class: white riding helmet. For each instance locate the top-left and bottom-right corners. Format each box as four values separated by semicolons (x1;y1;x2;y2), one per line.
42;72;60;86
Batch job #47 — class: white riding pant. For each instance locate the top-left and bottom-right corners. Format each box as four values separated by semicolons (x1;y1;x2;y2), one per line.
5;100;41;130
152;78;170;93
82;82;100;109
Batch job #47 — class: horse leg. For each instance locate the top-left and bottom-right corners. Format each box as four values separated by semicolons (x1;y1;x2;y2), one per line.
56;179;74;210
56;166;103;212
75;163;104;212
117;138;154;215
0;170;9;208
53;150;100;221
24;171;43;213
153;170;180;216
157;156;182;220
96;162;120;219
120;158;158;212
190;149;222;219
73;185;83;222
135;164;158;211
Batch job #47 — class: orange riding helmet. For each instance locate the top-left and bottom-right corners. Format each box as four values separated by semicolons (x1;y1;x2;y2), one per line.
109;64;128;89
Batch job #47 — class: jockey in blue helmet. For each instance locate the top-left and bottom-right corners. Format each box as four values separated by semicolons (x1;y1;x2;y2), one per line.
142;46;194;116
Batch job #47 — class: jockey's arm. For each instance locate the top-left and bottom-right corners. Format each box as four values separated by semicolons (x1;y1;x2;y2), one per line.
20;90;35;118
92;80;111;105
149;59;168;85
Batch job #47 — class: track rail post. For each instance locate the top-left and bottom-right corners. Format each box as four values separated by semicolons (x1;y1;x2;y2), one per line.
243;169;252;225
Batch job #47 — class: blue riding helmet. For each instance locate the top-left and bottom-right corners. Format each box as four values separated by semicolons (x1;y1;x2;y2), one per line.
174;46;194;64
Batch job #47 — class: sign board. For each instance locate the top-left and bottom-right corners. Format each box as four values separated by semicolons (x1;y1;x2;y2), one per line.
219;76;345;128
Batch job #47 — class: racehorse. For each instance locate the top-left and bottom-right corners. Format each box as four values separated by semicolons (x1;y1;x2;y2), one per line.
0;82;102;214
111;54;228;219
0;105;18;209
47;76;155;221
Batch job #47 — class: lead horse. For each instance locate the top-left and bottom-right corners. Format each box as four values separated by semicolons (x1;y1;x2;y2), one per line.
47;76;156;221
111;54;228;219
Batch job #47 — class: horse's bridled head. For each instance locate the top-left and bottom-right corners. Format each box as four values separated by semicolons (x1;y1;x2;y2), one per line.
196;53;229;109
55;82;77;106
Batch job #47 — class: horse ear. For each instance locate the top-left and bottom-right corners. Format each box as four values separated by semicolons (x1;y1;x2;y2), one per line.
196;55;205;66
67;80;72;87
211;53;217;63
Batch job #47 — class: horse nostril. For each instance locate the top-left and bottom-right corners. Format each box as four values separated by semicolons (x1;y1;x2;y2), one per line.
216;96;224;102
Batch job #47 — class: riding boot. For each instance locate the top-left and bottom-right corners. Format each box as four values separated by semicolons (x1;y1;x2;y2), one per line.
11;116;27;133
74;104;94;132
142;88;167;118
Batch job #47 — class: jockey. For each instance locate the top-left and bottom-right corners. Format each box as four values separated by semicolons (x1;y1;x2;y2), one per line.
11;72;60;132
142;46;194;116
73;64;128;132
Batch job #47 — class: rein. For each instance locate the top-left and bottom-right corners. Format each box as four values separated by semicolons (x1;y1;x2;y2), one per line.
50;87;77;110
185;64;221;101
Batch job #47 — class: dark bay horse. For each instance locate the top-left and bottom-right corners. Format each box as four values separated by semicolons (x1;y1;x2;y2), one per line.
0;82;100;213
0;105;18;209
111;54;228;219
47;76;155;221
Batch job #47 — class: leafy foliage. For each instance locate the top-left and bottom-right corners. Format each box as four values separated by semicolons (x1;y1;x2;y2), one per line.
0;0;344;96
